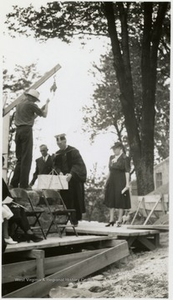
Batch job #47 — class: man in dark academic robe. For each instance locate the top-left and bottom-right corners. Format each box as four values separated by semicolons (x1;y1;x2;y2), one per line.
30;144;53;186
53;134;87;226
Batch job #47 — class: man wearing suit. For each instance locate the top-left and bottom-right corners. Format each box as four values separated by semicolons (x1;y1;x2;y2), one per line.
30;144;53;186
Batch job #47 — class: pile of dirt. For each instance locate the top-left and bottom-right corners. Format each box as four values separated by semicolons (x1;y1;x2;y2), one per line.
98;232;169;298
50;232;169;298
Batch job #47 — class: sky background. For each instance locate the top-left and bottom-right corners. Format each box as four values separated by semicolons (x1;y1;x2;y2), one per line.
2;1;172;183
1;3;173;297
2;0;119;183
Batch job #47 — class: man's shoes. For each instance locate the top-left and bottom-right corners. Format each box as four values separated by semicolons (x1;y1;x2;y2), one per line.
71;221;78;227
5;237;18;244
26;234;43;243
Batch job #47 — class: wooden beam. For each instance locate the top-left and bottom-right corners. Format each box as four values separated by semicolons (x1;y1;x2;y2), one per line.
138;236;157;251
3;240;129;298
4;235;115;253
143;196;161;225
126;236;137;247
2;261;36;284
28;250;45;279
3;247;119;284
3;64;61;116
127;225;169;232
130;196;144;225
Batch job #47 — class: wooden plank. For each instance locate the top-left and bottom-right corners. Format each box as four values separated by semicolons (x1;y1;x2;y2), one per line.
153;214;169;225
30;250;45;279
44;249;104;275
5;235;115;253
66;222;159;236
143;197;162;225
127;225;169;231
142;195;168;212
2;261;36;283
125;236;137;247
3;64;61;116
138;236;157;251
2;249;102;284
154;233;160;248
3;240;129;298
3;240;120;283
131;196;144;224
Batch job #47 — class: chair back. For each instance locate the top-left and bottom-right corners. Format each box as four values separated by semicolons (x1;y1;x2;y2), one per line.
41;189;65;210
10;188;30;209
10;188;40;211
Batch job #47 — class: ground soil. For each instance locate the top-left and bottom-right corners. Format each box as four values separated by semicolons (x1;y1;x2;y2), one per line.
101;232;169;298
74;232;170;298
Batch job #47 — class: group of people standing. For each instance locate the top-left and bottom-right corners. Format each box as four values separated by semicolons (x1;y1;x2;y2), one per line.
3;88;131;247
7;88;87;227
30;135;87;226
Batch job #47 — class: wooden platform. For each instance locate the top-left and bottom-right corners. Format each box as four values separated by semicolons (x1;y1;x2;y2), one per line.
4;234;115;253
127;224;169;232
2;222;161;297
2;234;129;298
66;221;160;251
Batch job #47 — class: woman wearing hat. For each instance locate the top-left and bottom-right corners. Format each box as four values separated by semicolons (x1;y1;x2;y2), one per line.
104;142;131;227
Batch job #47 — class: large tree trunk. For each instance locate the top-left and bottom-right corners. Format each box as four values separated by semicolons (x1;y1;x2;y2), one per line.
103;2;168;195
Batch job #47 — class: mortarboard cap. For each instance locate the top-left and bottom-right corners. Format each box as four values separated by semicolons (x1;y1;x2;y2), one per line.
54;133;66;141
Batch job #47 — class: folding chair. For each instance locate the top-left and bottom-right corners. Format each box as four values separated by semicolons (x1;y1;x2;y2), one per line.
10;188;46;239
41;189;78;238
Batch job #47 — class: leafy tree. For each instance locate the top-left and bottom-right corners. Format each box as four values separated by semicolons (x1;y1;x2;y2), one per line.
83;53;125;144
83;44;169;163
5;2;170;194
84;163;109;222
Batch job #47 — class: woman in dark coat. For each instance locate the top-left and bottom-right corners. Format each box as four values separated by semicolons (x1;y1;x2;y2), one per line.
104;142;131;227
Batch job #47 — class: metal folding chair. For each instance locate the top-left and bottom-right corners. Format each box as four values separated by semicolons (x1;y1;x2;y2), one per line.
41;189;78;238
10;188;46;239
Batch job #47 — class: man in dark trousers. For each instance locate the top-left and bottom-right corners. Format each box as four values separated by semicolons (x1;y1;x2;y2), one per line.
53;134;87;226
30;144;53;186
10;89;49;189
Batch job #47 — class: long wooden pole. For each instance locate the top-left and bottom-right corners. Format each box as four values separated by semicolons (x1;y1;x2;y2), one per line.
3;63;61;116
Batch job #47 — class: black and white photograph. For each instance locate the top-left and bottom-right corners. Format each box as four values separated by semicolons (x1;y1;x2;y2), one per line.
1;1;172;298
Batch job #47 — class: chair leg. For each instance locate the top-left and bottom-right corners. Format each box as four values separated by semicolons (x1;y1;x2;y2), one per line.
46;218;63;238
30;213;46;239
72;225;78;237
35;216;47;239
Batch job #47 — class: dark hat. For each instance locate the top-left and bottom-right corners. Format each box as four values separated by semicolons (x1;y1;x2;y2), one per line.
111;142;123;149
54;133;66;141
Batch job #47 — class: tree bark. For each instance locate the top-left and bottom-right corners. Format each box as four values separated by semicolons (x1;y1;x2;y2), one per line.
103;2;168;195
